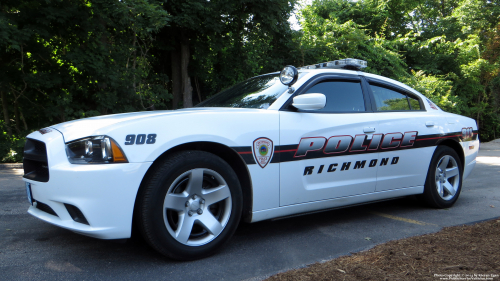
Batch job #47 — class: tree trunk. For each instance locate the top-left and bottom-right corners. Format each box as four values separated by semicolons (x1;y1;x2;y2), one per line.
180;35;193;108
60;106;66;123
194;77;202;104
171;50;182;109
19;109;28;130
13;100;21;134
132;33;137;95
0;91;13;137
476;93;482;130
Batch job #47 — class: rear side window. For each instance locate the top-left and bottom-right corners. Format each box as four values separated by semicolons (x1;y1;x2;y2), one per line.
370;84;421;111
303;81;365;112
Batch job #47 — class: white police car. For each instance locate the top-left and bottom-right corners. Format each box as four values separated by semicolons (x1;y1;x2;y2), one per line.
23;59;479;260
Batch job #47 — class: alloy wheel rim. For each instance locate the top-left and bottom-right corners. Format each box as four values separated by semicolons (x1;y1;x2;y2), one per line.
163;168;232;246
435;155;460;201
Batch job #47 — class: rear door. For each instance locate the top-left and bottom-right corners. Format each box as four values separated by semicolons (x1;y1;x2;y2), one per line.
364;78;440;191
279;74;380;206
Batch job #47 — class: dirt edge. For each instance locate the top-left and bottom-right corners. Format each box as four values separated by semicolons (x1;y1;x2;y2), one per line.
266;218;500;281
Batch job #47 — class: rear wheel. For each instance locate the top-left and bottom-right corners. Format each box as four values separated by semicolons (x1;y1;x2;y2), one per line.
421;146;463;208
136;151;242;260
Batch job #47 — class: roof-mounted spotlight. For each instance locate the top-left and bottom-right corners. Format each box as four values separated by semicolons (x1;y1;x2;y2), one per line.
280;65;299;86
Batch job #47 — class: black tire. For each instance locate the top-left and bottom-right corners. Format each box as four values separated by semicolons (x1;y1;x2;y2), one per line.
420;146;463;208
136;150;242;260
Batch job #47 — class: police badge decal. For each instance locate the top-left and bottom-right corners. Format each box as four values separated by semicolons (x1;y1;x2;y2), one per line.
253;137;274;168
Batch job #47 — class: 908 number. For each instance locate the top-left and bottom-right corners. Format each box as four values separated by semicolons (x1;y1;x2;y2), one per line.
125;134;157;145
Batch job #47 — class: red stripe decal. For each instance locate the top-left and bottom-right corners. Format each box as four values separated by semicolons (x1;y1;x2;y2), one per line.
275;149;297;153
416;135;461;141
239;149;298;154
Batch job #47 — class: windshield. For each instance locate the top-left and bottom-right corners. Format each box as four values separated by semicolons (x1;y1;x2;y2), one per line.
196;74;288;109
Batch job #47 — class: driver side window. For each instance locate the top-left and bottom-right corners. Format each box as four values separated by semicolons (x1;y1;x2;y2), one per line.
303;80;365;112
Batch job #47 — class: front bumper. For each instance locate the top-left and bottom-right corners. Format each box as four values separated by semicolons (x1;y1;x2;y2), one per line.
23;129;152;239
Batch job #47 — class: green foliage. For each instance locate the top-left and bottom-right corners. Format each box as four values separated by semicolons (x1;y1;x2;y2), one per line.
0;0;171;162
401;70;456;112
2;0;500;163
297;2;409;80
0;121;24;163
2;136;25;163
0;0;298;161
297;0;500;141
183;0;298;97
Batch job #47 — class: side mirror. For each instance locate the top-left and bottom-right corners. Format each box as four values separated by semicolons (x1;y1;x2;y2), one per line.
292;93;326;110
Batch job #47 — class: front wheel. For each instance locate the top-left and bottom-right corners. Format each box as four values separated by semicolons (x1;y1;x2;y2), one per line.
136;151;242;260
420;146;463;208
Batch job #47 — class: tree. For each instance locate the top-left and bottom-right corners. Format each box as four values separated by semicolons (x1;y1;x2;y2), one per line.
297;0;408;79
0;0;170;161
157;0;297;108
297;0;500;140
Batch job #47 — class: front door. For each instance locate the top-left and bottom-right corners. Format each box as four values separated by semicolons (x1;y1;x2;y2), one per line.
279;77;380;206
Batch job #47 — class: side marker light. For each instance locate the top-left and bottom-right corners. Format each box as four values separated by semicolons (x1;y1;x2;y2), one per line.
111;139;128;162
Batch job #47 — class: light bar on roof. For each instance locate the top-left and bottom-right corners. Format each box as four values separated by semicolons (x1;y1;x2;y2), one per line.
298;58;367;70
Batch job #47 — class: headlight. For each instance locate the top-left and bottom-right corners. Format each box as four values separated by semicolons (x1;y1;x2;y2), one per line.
66;136;128;164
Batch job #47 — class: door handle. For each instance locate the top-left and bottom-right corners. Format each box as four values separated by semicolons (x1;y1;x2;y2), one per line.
363;127;376;133
426;121;435;127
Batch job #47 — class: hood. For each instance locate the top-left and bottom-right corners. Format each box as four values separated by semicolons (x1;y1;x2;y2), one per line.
50;108;261;142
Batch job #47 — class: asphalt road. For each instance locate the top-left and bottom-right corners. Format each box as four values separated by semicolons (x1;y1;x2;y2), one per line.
1;147;499;281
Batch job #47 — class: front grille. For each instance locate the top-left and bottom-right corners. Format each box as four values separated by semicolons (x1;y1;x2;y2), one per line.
35;201;58;217
23;138;49;182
